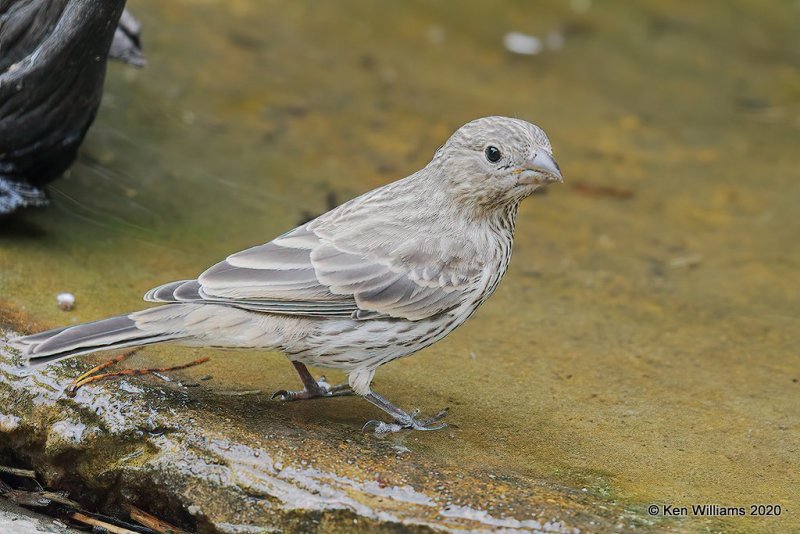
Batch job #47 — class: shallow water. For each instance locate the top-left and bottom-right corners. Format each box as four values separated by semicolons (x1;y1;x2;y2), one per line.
1;0;799;531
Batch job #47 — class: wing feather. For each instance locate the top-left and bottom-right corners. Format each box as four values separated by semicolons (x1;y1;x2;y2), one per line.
144;222;479;321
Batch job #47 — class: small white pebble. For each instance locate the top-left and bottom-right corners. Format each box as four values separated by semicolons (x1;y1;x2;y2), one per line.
669;254;703;269
57;292;75;311
503;32;542;56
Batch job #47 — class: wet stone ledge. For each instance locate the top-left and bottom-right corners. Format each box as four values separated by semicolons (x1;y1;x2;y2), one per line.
0;498;82;533
0;329;640;533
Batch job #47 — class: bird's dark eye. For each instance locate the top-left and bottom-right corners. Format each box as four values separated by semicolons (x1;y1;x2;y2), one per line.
485;146;502;163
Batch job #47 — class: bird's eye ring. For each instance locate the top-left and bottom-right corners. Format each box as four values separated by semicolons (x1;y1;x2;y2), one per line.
485;146;502;163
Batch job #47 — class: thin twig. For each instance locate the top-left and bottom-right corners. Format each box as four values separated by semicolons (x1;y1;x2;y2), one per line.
38;490;82;509
67;356;210;396
3;489;51;508
0;465;36;478
69;510;162;534
67;349;141;396
74;349;139;383
69;511;141;534
130;504;188;533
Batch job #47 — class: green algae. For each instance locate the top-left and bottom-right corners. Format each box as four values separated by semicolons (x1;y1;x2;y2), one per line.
1;0;799;532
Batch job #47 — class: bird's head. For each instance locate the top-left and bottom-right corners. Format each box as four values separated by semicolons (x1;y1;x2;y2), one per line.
432;116;563;213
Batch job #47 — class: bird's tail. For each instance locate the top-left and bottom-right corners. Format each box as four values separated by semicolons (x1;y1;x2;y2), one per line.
8;305;189;366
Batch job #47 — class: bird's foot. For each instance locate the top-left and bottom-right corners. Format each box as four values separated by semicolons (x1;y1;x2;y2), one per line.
362;407;449;434
271;376;353;401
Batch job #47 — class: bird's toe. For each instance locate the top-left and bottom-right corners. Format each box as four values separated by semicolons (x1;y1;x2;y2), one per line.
416;407;449;427
270;389;294;401
271;378;353;402
410;420;448;431
362;407;449;434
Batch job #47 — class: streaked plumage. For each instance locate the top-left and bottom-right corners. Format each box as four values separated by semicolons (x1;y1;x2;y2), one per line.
10;116;563;431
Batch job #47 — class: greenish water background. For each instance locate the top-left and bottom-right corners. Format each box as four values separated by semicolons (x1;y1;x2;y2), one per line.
1;0;798;531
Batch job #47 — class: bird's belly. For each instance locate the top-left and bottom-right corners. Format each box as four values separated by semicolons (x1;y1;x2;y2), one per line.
173;303;475;372
285;313;465;371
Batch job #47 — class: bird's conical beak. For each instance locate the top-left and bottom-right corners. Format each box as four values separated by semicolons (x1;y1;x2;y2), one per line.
517;151;563;185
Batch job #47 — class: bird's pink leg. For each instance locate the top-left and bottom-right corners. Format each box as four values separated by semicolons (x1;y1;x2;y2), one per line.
270;361;353;401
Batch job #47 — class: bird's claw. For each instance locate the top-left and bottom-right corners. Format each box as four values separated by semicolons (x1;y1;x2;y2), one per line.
270;377;352;401
270;389;293;401
362;407;449;434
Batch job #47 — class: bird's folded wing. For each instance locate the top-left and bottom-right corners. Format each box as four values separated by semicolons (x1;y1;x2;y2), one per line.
145;225;477;321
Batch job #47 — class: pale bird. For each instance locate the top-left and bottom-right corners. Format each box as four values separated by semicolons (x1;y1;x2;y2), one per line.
10;116;563;432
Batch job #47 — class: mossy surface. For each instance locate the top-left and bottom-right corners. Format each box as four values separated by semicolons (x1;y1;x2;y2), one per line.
1;333;635;532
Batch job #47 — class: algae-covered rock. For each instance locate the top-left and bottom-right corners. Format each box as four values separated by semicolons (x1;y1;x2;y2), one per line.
0;330;635;533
